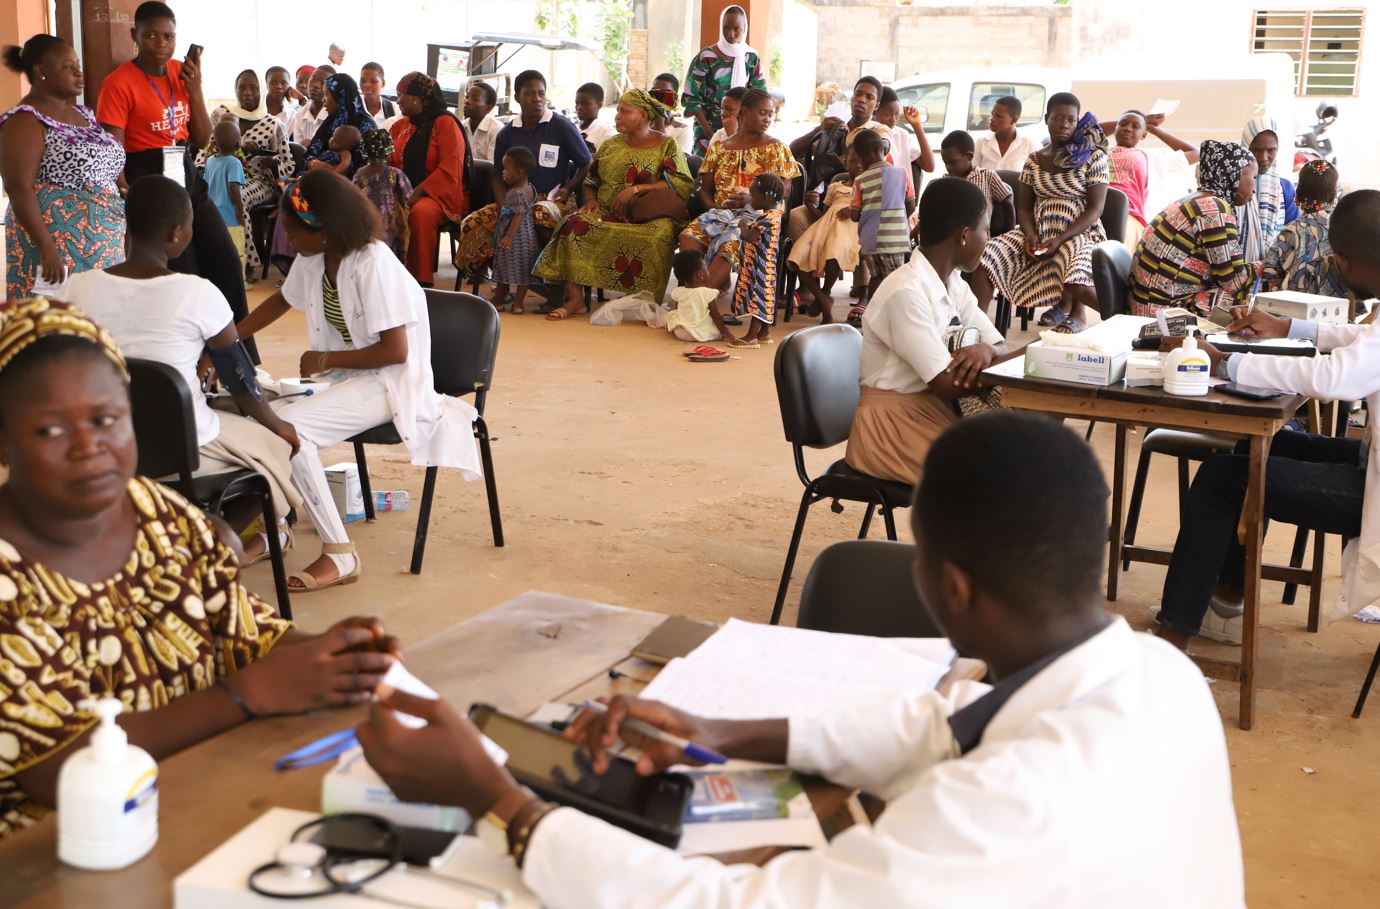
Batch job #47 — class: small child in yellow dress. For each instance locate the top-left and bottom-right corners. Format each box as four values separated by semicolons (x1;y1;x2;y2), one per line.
667;249;730;342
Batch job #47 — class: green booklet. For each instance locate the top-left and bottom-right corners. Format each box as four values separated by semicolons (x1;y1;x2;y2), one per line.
684;769;804;823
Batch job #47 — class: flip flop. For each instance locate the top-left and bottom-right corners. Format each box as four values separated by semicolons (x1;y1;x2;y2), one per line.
1052;315;1085;334
687;351;731;362
546;307;587;321
683;346;725;358
1038;307;1067;328
727;339;760;349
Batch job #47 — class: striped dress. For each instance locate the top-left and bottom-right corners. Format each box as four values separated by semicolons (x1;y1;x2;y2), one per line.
1128;194;1255;315
979;149;1110;311
733;207;784;324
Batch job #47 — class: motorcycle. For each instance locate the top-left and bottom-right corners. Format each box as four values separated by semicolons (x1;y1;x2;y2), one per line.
1294;100;1338;171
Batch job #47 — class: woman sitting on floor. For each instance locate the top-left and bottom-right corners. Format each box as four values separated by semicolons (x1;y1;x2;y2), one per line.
1128;140;1258;316
236;170;483;592
0;297;400;840
533;89;693;320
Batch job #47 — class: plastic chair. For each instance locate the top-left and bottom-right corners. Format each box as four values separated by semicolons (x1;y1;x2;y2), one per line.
349;290;504;574
1100;186;1130;245
1090;239;1131;320
798;540;942;638
126;359;293;618
770;325;914;625
458;160;498;292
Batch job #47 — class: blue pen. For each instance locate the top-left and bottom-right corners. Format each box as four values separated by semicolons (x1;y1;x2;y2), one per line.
581;700;727;765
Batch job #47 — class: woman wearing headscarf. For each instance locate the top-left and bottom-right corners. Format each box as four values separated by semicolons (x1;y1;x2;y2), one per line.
304;73;374;174
682;5;766;155
533;89;693;317
387;71;470;287
196;68;292;274
1128;140;1258;316
1240;116;1292;261
0;296;401;840
971;92;1109;333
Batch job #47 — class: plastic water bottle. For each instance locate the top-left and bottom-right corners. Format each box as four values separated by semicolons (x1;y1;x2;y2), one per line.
374;490;410;512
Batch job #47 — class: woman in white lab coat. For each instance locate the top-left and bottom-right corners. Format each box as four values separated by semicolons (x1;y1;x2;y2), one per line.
238;169;482;590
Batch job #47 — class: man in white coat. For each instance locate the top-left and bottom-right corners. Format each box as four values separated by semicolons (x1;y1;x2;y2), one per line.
357;413;1244;909
1156;189;1380;648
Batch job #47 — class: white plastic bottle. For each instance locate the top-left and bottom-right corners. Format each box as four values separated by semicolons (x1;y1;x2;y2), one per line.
1163;335;1212;396
57;698;159;870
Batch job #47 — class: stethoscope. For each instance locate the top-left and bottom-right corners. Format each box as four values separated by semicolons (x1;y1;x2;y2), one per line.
246;813;510;908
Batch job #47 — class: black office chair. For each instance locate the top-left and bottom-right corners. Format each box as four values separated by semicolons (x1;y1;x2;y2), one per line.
1356;640;1380;718
1090;239;1131;320
126;359;293;618
350;290;504;574
1100;186;1130;245
798;539;941;638
770;325;914;625
992;169;1023;335
459;160;498;292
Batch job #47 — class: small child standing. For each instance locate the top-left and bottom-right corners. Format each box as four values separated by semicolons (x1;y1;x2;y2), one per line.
730;173;787;347
939;130;1015;229
353;129;414;262
205;119;249;280
788;148;865;323
667;249;727;342
848;128;914;326
327;124;362;175
492;147;540;314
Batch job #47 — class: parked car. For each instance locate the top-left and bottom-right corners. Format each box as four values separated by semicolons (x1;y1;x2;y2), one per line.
889;68;1068;144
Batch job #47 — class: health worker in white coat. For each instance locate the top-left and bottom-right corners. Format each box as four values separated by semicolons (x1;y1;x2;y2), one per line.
355;413;1245;909
237;170;482;591
1156;188;1380;648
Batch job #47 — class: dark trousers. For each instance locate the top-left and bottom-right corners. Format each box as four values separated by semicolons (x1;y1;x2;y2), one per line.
1158;430;1365;635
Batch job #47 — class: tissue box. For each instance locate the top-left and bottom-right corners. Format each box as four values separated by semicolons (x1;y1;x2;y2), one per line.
323;747;471;832
324;462;365;523
1254;290;1349;324
1024;346;1128;386
1127;351;1166;387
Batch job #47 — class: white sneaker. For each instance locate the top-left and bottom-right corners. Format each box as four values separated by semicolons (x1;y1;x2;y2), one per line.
1151;598;1243;646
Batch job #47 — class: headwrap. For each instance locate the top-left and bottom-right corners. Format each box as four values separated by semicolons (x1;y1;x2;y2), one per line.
715;5;757;90
620;89;671;123
394;71;471;193
1297;159;1336;215
225;69;267;121
1054;112;1108;168
279;177;320;229
295;64;316;80
1242;116;1285;245
0;297;128;382
1196;140;1256;202
360;128;395;165
305;74;376;170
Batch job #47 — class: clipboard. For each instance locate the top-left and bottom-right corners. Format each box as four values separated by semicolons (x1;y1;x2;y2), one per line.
631;615;719;665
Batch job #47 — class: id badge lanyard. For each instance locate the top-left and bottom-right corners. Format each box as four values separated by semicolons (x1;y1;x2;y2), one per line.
147;72;186;187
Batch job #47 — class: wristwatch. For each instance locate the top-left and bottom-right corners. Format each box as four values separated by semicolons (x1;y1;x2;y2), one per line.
475;805;512;858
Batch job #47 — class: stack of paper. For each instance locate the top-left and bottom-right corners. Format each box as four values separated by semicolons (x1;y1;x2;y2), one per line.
639;618;955;720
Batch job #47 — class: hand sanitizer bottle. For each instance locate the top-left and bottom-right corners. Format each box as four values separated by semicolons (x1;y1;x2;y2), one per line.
1163;335;1212;396
57;698;158;869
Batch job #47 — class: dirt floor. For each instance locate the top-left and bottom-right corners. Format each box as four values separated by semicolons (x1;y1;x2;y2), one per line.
239;268;1378;907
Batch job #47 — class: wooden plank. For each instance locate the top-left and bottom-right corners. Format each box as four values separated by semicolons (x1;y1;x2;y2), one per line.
1238;434;1269;730
1121;544;1313;586
1002;387;1287;438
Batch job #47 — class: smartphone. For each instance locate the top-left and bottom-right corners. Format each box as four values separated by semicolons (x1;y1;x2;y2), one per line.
1218;382;1282;401
186;44;203;63
469;703;692;848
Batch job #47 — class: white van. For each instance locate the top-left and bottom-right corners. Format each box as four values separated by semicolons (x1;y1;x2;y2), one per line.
889;68;1070;145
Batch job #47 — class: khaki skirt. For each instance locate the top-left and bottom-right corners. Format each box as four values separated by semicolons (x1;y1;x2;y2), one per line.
845;386;959;485
196;412;302;518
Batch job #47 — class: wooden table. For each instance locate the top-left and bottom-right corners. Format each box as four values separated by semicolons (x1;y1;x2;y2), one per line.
1;591;981;909
984;361;1306;730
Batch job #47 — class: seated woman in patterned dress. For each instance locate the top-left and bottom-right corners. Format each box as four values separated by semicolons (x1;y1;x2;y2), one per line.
679;88;800;296
533;89;694;320
0;298;400;840
1128;140;1258;316
970;93;1109;334
1260;159;1340;294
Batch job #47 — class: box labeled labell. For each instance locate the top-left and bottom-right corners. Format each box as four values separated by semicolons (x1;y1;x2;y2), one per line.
1253;290;1349;324
1025;346;1127;386
324;462;365;523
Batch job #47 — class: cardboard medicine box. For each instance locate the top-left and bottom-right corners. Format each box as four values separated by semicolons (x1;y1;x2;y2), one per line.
1253;290;1349;324
324;462;365;523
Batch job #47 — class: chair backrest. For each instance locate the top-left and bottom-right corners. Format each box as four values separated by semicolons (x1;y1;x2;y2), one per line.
423;289;500;410
686;154;703;181
470;159;496;210
988;188;1015;236
774;323;862;449
996;169;1021;209
798;540;943;638
1090;240;1132;320
1100;185;1129;244
288;142;307;176
126;358;200;485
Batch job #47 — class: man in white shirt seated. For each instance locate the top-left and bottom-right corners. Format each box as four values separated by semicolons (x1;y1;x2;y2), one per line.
463;81;504;163
287;65;333;146
358;412;1245;909
973;94;1039;171
1156;189;1380;648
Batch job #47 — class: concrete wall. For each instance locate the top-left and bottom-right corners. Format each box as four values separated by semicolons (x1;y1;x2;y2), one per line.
1;0;51;110
646;0;697;85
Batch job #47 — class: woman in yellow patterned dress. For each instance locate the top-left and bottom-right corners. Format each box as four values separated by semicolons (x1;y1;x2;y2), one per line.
680;88;800;293
0;298;401;839
533;89;693;319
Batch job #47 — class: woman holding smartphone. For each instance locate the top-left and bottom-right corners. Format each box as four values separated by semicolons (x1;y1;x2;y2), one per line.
96;2;252;346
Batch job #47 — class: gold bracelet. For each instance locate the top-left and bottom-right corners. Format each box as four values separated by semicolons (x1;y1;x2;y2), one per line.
318;351;330;372
509;799;556;869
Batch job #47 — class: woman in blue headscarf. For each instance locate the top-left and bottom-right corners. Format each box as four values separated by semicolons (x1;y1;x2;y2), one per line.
304;73;375;174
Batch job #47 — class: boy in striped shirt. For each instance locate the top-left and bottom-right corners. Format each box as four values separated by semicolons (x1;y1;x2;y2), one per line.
940;130;1016;230
848;129;914;326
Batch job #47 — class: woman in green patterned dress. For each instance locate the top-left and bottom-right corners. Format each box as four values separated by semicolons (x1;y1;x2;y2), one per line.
681;5;766;155
534;90;693;319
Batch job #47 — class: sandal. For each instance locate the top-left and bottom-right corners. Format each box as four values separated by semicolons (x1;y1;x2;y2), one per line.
1052;315;1085;334
244;524;294;567
727;338;760;349
287;542;361;592
687;350;731;362
846;304;868;328
492;292;516;310
545;306;586;321
1038;306;1067;328
683;346;725;358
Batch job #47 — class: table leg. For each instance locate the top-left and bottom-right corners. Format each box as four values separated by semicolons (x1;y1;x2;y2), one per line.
1236;433;1269;730
1108;424;1128;602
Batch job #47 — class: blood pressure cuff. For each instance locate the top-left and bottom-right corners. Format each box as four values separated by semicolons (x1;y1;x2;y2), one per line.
210;341;263;400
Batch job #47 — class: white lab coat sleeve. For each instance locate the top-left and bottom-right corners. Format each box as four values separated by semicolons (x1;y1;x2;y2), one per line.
1315;320;1367;352
1236;322;1380;402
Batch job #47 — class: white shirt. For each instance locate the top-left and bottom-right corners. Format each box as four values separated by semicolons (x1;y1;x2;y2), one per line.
580;117;616;151
886;123;922;163
281;242;482;476
467;114;504;163
859;251;1003;394
287;103;328;146
523;618;1244;908
59;270;231;446
665;119;696;155
268;104;295;134
365;97;398;129
1237;319;1380;620
974;132;1038;171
